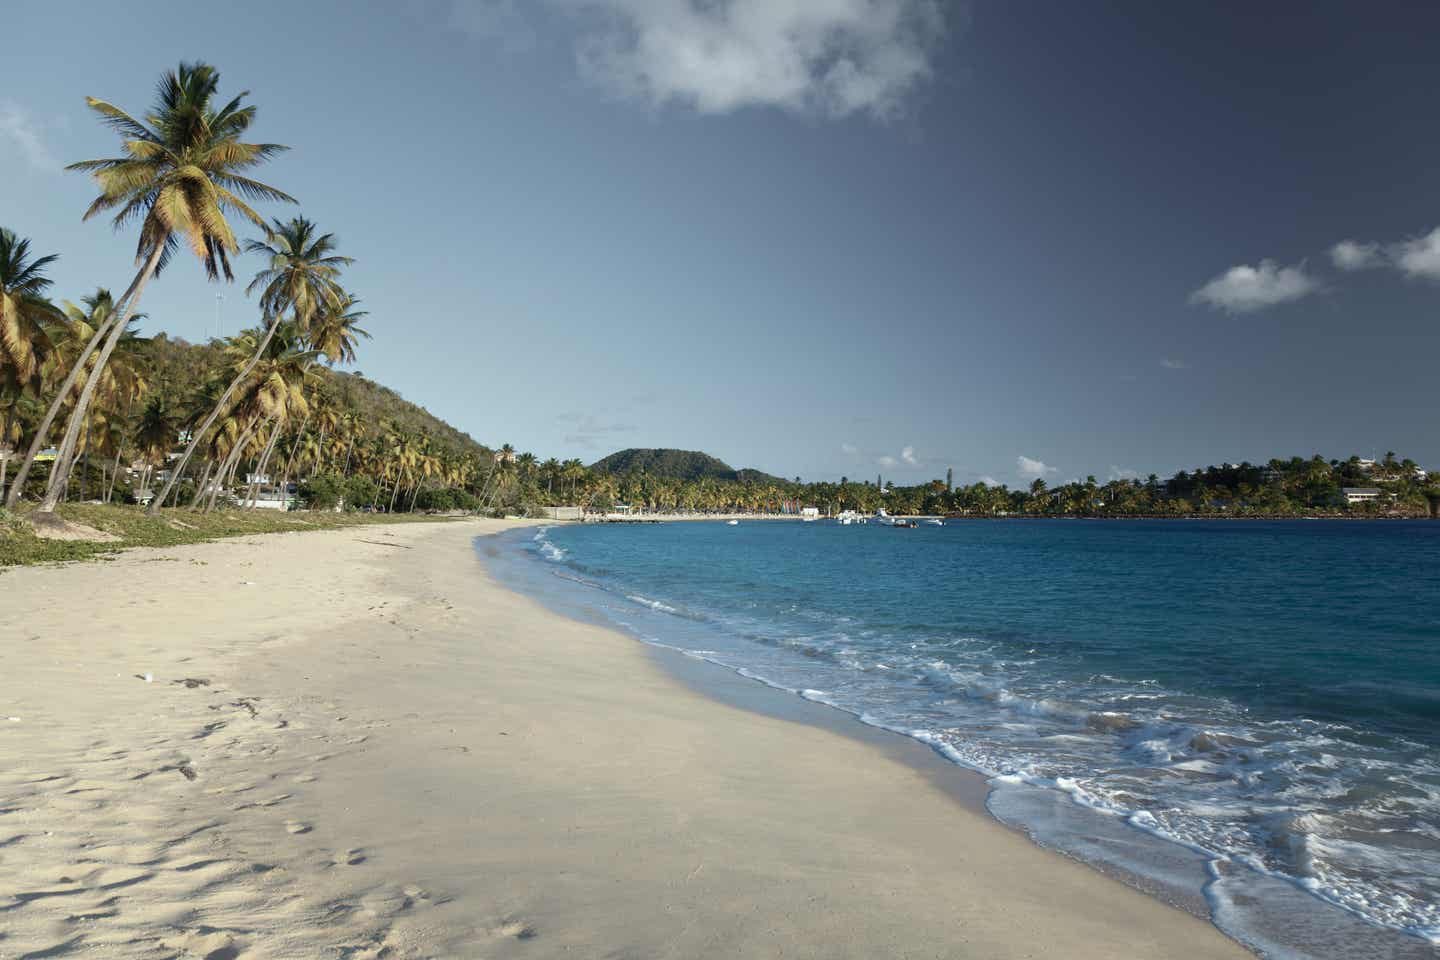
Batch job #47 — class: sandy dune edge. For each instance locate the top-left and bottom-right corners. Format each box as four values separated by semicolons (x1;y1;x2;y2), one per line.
0;520;1251;958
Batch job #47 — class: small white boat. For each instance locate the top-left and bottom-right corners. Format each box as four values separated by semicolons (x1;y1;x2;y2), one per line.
726;519;739;525
924;518;944;526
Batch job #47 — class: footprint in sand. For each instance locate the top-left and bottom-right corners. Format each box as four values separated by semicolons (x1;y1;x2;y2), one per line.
284;820;312;835
490;918;538;940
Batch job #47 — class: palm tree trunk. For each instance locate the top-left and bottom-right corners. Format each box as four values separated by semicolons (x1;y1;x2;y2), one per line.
245;419;281;508
5;291;142;510
0;454;8;504
79;419;92;503
388;473;401;513
205;424;257;513
148;313;283;516
279;411;310;496
37;243;165;516
167;455;189;507
105;449;123;504
315;425;329;474
190;459;213;509
253;420;285;508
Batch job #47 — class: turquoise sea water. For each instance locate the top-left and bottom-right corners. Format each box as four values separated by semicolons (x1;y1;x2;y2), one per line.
486;519;1440;957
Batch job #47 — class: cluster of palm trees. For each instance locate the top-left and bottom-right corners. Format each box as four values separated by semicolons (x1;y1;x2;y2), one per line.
0;62;499;520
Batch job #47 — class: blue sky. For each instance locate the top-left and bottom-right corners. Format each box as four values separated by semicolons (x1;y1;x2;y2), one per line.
3;1;1438;486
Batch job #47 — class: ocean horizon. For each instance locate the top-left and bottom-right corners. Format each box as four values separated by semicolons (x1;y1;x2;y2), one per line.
486;518;1440;959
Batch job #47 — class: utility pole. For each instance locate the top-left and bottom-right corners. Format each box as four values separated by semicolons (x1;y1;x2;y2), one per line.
215;293;224;339
946;467;953;492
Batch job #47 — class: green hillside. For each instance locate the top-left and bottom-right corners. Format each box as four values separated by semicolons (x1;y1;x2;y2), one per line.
589;448;781;483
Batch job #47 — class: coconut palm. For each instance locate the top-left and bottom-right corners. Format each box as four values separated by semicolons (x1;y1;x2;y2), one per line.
1;229;63;503
308;294;369;366
151;217;348;514
0;228;61;398
32;63;292;519
9;290;134;506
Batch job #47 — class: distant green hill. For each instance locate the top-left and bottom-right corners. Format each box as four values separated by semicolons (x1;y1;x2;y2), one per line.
590;448;781;483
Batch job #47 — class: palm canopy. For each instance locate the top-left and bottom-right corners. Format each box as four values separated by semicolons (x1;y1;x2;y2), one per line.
53;290;150;408
244;216;352;328
67;62;294;280
223;321;318;423
0;228;62;394
308;294;369;365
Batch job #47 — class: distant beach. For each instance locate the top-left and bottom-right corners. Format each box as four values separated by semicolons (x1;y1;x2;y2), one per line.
1;520;1250;958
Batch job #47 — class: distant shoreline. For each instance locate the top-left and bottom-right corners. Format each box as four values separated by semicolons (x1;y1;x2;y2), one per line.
571;511;1437;523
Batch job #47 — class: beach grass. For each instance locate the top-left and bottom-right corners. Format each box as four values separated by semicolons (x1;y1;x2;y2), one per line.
0;502;455;568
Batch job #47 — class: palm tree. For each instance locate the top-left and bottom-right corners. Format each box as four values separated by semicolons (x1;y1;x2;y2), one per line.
151;217;348;514
33;63;291;520
132;395;178;502
308;294;369;366
9;291;139;506
1;229;62;504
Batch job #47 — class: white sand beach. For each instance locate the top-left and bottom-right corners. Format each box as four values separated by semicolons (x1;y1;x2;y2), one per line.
0;519;1253;958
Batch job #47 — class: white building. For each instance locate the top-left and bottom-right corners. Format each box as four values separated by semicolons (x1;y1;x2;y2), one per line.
1342;487;1381;504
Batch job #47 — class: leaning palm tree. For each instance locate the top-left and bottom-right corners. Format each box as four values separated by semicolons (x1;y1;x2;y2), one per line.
8;291;129;508
31;62;292;521
150;217;349;515
0;229;62;504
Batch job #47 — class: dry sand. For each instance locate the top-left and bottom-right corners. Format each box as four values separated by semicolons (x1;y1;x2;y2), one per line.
0;519;1253;958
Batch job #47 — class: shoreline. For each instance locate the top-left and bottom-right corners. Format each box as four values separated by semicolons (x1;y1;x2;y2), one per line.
3;518;1254;957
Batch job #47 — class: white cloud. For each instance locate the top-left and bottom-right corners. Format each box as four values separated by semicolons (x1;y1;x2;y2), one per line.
900;445;918;466
1108;465;1140;481
0;103;55;172
1330;239;1383;272
1016;456;1055;479
1160;357;1186;369
877;455;898;468
1189;259;1320;314
840;441;859;455
563;0;946;119
1389;227;1440;281
978;475;999;487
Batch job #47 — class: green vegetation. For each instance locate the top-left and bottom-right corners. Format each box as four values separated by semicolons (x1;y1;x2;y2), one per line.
0;61;503;524
592;448;743;482
523;451;1439;519
0;502;449;567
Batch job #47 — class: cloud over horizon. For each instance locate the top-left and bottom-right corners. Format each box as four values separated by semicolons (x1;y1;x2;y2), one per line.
1017;455;1055;479
562;0;947;119
1189;259;1320;314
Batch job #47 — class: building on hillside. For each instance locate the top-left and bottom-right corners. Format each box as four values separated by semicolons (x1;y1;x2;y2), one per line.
1342;487;1382;504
